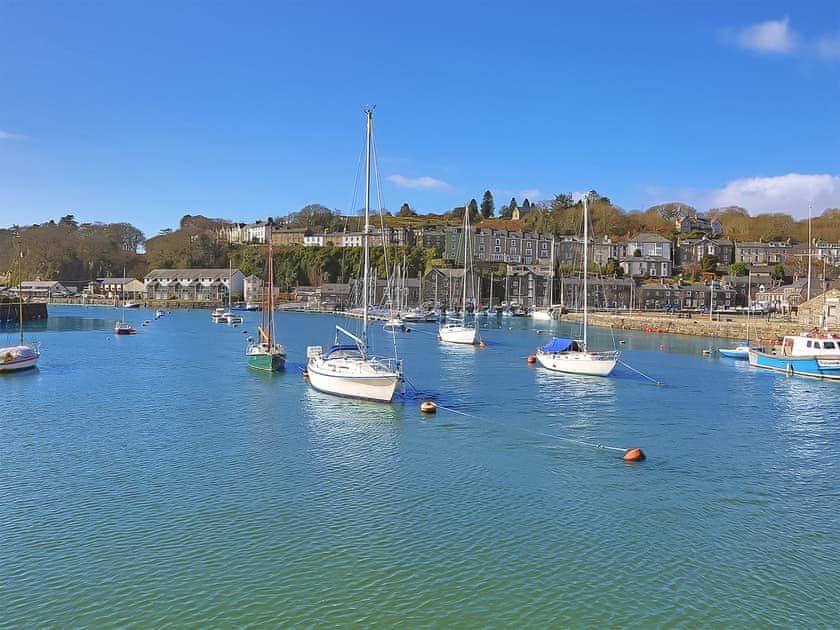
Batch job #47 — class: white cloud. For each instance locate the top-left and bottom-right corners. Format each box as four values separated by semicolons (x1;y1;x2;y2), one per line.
706;173;840;219
815;33;840;60
0;130;23;140
386;174;453;191
735;17;795;54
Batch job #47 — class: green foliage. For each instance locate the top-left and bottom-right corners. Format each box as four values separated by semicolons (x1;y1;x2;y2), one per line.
728;262;749;276
771;262;785;282
480;191;494;219
700;254;719;273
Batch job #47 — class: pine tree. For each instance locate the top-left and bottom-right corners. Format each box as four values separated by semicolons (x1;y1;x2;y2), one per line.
480;190;495;219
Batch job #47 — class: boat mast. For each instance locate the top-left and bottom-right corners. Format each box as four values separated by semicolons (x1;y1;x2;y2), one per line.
266;220;274;346
362;107;373;347
807;204;812;302
462;208;469;314
583;196;588;348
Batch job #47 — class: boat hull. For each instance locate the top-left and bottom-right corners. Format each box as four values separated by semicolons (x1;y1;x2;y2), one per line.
748;350;840;381
247;351;285;372
719;347;749;360
535;350;619;376
307;358;401;403
0;344;40;372
438;324;476;345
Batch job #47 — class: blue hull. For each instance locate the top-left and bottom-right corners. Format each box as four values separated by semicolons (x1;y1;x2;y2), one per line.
748;351;840;381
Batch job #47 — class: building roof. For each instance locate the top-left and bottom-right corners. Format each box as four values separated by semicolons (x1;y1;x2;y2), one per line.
145;269;243;281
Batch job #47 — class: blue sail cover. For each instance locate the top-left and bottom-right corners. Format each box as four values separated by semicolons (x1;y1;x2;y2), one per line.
540;337;573;353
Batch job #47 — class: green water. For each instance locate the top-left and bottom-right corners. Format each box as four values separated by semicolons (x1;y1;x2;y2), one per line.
2;306;838;627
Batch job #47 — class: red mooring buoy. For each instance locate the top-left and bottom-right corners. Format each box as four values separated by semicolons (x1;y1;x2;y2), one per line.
623;448;646;462
527;355;537;364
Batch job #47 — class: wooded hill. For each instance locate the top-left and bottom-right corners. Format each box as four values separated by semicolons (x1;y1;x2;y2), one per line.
2;194;838;287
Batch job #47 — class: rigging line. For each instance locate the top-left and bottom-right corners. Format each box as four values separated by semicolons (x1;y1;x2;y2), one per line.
618;359;663;386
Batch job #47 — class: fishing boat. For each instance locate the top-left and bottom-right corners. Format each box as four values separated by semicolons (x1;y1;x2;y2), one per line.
247;223;286;371
534;196;620;376
1;256;40;372
305;107;404;402
439;208;478;345
748;332;840;381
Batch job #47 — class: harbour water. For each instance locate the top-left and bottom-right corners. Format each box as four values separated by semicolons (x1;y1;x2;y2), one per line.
3;306;839;626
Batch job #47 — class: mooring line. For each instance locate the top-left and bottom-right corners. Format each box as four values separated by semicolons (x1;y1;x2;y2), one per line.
618;360;663;386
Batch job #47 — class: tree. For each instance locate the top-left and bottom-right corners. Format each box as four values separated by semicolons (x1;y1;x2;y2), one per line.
480;190;494;219
728;262;748;276
397;203;416;218
700;254;719;273
771;262;785;285
467;199;479;222
550;193;574;211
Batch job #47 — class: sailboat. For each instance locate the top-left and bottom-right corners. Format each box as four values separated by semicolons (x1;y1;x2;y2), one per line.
247;225;286;371
114;269;136;334
305;107;404;402
439;207;478;345
1;250;40;372
535;196;619;376
222;261;244;325
383;257;408;332
531;237;556;320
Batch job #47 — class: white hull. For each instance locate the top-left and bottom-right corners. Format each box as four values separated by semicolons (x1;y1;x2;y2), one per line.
0;344;40;372
439;323;476;345
535;349;619;376
307;356;401;402
531;309;554;321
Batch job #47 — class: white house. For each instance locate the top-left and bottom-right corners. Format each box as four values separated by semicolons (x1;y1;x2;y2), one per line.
144;268;245;301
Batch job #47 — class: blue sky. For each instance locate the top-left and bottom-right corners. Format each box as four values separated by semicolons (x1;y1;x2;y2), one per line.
1;0;838;239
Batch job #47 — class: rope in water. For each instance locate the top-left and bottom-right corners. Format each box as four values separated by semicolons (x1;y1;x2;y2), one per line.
403;377;631;453
618;360;663;385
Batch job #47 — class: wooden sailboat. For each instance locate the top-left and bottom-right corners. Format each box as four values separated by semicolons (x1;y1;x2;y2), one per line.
535;197;619;376
439;207;478;344
247;224;286;371
1;248;40;372
305;107;404;402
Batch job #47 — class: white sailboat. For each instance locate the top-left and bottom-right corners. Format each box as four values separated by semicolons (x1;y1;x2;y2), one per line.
114;268;136;334
439;207;478;345
531;236;555;320
222;261;244;325
306;107;404;403
1;249;40;373
535;197;619;376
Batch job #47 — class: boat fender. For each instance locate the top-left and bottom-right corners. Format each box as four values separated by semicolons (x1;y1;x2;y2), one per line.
786;363;793;376
3;352;12;363
479;340;486;348
527;355;536;364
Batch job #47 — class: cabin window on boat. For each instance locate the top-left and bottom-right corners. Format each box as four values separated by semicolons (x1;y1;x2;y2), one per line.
824;342;836;349
807;340;813;348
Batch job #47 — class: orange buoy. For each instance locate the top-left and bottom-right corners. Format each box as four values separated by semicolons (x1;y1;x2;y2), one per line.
645;327;652;333
527;355;536;364
479;340;486;348
623;448;646;462
420;401;437;414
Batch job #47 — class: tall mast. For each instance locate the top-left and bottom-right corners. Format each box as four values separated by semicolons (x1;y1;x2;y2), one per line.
362;107;373;346
583;197;588;347
266;219;274;345
462;208;469;312
807;204;812;302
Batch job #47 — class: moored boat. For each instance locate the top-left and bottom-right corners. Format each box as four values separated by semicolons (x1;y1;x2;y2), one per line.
748;332;840;381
